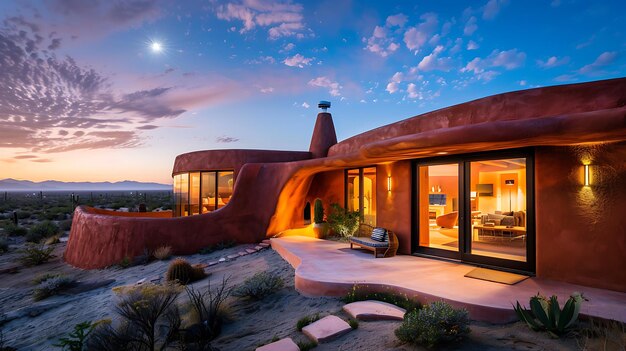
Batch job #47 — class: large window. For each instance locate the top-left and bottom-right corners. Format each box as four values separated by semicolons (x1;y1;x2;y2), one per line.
173;170;234;217
345;167;377;226
414;150;534;273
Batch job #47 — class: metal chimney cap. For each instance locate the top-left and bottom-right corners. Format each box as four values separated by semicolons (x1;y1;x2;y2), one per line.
318;100;331;111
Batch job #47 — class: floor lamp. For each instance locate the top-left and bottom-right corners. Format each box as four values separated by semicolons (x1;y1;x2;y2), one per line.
505;179;515;212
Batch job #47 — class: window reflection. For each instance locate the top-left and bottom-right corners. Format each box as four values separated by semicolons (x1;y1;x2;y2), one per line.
172;170;234;217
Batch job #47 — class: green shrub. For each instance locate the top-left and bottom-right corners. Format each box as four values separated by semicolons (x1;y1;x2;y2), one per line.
232;271;284;300
33;272;62;284
53;321;96;351
395;301;470;348
313;199;324;224
296;340;317;351
26;221;60;242
117;256;132;269
18;243;55;266
296;314;320;331
327;203;360;238
348;319;359;329
166;258;206;285
2;223;27;237
185;277;232;342
514;292;586;337
33;275;75;300
344;285;421;314
152;245;172;260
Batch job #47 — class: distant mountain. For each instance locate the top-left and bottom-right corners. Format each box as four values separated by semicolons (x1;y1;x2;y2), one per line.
0;178;171;191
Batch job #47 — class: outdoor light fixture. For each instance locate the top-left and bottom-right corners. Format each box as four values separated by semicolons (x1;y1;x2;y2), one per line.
470;191;477;198
505;179;515;212
387;176;392;192
584;164;590;186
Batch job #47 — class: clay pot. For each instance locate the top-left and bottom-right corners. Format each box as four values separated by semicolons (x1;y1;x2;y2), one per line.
312;222;330;239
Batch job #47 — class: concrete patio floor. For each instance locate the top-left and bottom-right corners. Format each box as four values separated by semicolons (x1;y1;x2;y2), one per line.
271;236;626;324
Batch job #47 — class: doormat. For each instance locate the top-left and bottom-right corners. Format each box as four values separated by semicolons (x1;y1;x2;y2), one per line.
464;267;529;285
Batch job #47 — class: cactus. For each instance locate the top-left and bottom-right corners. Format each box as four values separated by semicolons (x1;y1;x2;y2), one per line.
313;199;324;224
166;258;206;284
513;292;586;337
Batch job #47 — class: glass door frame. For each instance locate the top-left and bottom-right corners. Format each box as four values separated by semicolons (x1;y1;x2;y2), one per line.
344;166;377;225
411;148;536;274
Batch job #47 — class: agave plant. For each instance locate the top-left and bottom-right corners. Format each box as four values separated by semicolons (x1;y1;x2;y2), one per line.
513;292;587;337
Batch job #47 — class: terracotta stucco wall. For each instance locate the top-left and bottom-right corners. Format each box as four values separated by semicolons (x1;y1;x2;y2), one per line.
535;142;626;292
305;170;344;223
376;161;413;254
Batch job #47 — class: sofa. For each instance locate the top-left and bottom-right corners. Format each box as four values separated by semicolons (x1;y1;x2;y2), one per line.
480;211;526;227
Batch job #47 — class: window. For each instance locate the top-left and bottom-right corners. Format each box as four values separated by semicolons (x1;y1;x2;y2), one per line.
172;170;234;217
345;167;377;225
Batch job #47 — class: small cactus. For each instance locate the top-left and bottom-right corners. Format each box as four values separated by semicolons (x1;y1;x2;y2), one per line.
313;199;324;224
166;258;206;284
514;292;587;337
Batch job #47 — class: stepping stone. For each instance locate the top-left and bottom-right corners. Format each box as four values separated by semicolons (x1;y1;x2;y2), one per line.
136;278;146;285
207;261;219;266
238;251;248;256
343;300;406;321
302;315;352;343
149;276;161;283
218;258;226;263
259;243;270;248
255;245;264;250
262;239;271;244
246;248;256;254
255;337;299;351
226;254;239;260
196;263;209;268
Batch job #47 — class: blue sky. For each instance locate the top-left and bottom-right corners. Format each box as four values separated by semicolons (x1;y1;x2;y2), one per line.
0;0;624;183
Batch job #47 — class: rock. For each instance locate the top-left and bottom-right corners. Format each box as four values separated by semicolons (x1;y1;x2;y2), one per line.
136;278;146;285
302;315;352;343
343;300;406;321
0;265;19;274
226;254;239;260
246;248;256;254
238;251;248;256
208;261;219;266
262;239;271;245
218;258;226;262
259;243;270;248
255;337;299;351
255;246;264;250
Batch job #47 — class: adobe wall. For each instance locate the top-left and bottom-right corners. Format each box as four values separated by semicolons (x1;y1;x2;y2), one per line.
535;142;626;292
375;161;412;254
304;170;344;223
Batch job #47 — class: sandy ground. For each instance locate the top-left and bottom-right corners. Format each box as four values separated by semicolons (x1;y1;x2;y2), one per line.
0;240;601;351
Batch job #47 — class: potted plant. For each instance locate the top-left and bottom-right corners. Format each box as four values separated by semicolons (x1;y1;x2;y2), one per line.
312;199;329;239
327;203;360;239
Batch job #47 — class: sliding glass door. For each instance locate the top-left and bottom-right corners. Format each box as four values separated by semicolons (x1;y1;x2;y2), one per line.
345;167;377;226
413;150;535;273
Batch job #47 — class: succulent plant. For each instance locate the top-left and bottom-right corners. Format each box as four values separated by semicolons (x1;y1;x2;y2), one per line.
514;292;586;337
166;258;206;285
313;199;324;224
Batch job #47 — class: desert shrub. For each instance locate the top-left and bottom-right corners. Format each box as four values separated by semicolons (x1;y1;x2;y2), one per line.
395;301;470;348
349;319;359;329
577;318;626;351
344;285;421;314
184;277;232;343
296;314;320;331
26;220;60;242
16;211;31;219
117;256;132;269
0;236;8;254
232;271;284;300
59;219;73;231
33;272;62;284
198;240;236;255
327;203;360;238
18;243;55;266
33;275;76;300
296;340;318;351
2;223;27;237
53;321;96;351
45;235;61;245
152;245;172;260
166;258;206;285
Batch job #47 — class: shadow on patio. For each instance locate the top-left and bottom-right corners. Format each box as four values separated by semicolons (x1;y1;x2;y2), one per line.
271;235;626;324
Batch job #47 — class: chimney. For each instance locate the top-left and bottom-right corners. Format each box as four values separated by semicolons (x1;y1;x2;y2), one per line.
309;101;337;158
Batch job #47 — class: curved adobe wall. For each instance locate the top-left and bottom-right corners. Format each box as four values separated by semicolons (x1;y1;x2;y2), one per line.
329;78;626;157
172;149;310;176
65;162;301;268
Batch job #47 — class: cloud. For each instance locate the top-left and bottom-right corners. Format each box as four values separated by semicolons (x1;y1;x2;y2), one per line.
464;16;478;35
536;56;569;68
260;87;274;93
489;48;526;69
403;13;439;53
578;51;618;75
13;155;38;159
364;25;400;57
282;42;295;52
301;102;310;108
386;72;403;94
386;13;408;27
216;135;239;143
407;83;421;99
283;53;313;67
136;125;159;130
415;45;453;72
467;40;479;50
308;76;341;96
215;0;307;39
483;0;509;20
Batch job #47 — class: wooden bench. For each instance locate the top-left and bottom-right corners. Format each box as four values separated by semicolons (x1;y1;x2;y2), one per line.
349;224;399;258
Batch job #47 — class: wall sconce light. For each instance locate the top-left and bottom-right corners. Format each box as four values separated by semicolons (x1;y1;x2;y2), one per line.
470;191;477;198
387;176;392;192
584;164;590;186
437;185;442;193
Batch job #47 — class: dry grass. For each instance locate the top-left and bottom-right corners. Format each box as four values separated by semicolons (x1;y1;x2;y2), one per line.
152;245;172;260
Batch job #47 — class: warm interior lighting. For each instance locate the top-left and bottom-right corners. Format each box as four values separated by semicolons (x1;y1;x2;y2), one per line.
470;191;477;198
387;176;391;192
505;179;515;186
584;164;590;186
